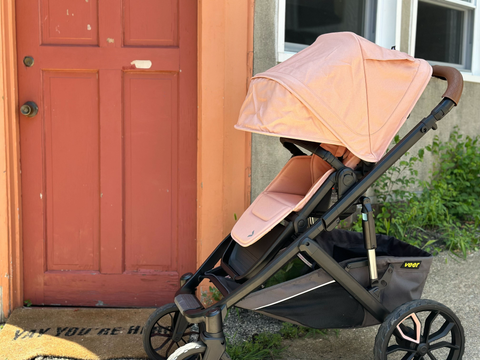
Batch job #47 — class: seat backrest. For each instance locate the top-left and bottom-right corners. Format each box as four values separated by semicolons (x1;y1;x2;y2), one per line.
227;145;362;278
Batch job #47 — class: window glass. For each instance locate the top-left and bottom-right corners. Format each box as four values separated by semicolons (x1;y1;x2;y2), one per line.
415;1;464;65
285;0;369;50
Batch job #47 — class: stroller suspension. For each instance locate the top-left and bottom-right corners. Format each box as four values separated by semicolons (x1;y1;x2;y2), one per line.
361;197;379;285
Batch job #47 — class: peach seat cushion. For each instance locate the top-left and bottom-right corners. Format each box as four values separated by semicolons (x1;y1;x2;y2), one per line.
232;147;359;247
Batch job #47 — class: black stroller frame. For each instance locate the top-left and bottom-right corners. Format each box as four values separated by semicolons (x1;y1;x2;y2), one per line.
144;66;465;360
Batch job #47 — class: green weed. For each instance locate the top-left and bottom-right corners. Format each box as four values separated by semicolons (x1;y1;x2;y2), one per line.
357;127;480;258
280;322;328;339
264;257;307;288
226;323;336;360
200;285;223;307
227;332;284;360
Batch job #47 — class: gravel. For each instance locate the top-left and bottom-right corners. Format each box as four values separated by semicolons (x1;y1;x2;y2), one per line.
223;307;283;344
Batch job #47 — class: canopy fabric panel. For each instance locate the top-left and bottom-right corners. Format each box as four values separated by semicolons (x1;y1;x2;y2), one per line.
235;32;432;162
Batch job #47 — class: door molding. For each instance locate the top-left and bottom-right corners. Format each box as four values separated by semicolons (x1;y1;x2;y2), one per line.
196;0;254;267
0;0;23;321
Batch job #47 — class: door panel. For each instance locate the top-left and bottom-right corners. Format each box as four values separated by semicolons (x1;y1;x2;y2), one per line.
40;0;99;45
123;0;178;47
124;73;177;271
17;0;197;306
44;71;100;271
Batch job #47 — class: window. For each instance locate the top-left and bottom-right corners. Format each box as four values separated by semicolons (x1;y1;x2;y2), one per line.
413;0;476;70
284;0;376;52
277;0;480;80
277;0;400;62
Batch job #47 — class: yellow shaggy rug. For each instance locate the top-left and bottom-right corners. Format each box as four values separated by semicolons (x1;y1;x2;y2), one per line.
0;307;157;360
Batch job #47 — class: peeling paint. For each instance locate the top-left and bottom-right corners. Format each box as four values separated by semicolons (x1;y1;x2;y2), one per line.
40;193;42;199
130;60;152;69
107;38;114;43
55;25;60;34
100;193;103;197
87;24;92;31
96;300;105;306
67;9;69;15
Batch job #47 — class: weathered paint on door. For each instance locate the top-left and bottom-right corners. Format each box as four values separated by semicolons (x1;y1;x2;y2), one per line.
17;0;197;306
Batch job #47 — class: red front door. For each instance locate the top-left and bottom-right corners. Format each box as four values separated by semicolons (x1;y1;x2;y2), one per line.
17;0;197;306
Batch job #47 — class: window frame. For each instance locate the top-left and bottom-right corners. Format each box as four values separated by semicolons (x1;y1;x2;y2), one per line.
276;0;401;62
276;0;480;82
409;0;480;82
410;0;476;71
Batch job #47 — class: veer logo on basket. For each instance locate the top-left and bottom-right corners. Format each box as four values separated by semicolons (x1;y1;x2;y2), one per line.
401;261;422;269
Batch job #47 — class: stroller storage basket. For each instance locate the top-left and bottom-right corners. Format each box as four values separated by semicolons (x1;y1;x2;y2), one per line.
236;229;432;329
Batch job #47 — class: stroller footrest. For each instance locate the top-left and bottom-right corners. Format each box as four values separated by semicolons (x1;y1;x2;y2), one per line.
175;294;202;314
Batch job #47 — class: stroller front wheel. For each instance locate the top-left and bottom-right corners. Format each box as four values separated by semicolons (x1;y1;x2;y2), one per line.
167;341;206;360
374;299;464;360
143;303;200;360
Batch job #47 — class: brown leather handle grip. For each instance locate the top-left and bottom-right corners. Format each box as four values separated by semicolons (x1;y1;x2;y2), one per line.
432;65;463;105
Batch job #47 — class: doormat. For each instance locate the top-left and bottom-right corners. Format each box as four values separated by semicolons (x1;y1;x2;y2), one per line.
0;307;157;360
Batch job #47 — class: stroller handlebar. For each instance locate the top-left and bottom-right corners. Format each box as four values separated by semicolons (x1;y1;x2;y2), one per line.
432;65;463;106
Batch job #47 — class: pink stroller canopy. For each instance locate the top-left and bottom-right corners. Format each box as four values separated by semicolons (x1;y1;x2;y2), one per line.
235;32;432;162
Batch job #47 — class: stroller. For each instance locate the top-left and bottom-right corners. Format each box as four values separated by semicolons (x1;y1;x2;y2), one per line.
143;32;465;360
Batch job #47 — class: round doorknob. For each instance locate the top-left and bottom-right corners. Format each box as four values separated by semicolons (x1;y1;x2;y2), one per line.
20;101;38;117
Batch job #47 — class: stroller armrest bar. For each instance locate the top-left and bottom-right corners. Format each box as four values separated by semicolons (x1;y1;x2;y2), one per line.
282;141;307;157
280;138;344;170
314;146;344;170
432;65;463;105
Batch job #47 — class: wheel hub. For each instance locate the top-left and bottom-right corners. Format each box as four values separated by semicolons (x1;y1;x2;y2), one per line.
416;343;428;355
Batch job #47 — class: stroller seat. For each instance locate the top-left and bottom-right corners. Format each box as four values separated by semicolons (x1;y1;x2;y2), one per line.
231;143;360;247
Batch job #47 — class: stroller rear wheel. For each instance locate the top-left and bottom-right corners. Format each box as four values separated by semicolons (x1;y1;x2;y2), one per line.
374;299;464;360
143;303;200;360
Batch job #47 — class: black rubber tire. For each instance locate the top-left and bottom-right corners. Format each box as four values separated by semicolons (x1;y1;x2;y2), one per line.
374;299;465;360
143;303;200;360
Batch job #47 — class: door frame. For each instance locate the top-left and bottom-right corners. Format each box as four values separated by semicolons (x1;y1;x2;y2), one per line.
0;0;254;320
0;0;23;322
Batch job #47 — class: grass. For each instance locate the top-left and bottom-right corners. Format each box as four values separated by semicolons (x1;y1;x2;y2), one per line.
226;322;338;360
